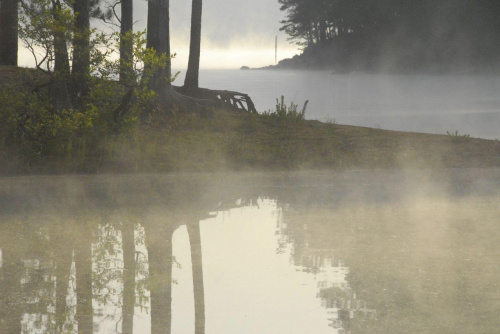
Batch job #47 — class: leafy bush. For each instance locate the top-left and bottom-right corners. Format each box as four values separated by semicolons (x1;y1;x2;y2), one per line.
0;82;97;157
0;29;171;170
263;95;308;121
446;130;471;143
446;130;470;138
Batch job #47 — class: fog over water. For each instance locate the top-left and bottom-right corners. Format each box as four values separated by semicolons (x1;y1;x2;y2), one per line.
2;171;500;333
175;69;500;139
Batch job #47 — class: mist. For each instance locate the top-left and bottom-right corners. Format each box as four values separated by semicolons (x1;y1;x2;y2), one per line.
3;0;500;332
1;170;500;333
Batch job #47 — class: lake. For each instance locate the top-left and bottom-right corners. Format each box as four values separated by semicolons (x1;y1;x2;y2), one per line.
1;170;500;333
175;69;500;139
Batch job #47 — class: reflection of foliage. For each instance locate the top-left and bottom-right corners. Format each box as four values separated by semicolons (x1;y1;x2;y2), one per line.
12;225;59;333
319;286;349;301
93;224;122;308
134;224;150;313
92;222;150;329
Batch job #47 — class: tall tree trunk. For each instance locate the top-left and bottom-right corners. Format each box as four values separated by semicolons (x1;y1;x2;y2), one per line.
146;0;173;100
307;23;314;46
145;225;173;334
119;0;134;84
0;0;18;66
51;0;73;111
121;222;136;334
74;224;93;334
184;0;202;90
72;0;90;107
319;20;327;42
187;221;205;334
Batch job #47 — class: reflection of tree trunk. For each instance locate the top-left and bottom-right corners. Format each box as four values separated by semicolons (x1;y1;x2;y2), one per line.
74;224;93;334
0;248;23;333
54;235;74;332
187;222;205;334
146;225;173;334
0;244;4;331
122;222;136;334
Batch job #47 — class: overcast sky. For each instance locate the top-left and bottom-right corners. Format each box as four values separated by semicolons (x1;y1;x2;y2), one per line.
19;0;300;69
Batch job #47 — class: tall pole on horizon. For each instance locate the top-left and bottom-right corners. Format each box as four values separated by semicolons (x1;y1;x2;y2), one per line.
275;36;277;64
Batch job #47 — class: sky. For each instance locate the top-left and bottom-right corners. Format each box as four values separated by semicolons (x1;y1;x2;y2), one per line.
18;0;300;70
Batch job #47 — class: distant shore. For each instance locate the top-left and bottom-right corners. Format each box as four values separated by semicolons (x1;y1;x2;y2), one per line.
248;47;500;74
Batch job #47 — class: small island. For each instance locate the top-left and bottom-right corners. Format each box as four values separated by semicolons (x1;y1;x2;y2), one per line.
266;1;500;73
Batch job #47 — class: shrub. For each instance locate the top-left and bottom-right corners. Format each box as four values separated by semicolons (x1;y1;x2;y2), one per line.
263;95;308;121
446;130;471;143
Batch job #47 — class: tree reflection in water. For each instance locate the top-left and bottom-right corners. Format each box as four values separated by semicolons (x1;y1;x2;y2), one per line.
0;176;220;334
3;172;500;333
0;216;209;334
276;205;377;333
0;174;386;334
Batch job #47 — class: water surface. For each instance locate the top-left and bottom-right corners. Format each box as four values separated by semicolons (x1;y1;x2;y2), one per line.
1;170;500;333
175;69;500;139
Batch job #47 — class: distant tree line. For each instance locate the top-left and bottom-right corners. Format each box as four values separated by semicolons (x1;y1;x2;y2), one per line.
279;0;500;72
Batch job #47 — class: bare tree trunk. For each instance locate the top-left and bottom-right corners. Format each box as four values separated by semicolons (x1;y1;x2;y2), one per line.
146;0;173;100
319;20;327;42
119;0;134;84
51;0;72;111
187;221;205;334
121;222;136;334
146;0;212;111
184;0;202;90
74;224;93;334
145;225;173;334
72;0;90;107
0;0;18;66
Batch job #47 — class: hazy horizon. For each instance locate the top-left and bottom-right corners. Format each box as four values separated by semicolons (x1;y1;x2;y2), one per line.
18;0;300;70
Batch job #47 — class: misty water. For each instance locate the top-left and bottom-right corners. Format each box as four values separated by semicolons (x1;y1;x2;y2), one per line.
2;170;500;333
175;70;500;139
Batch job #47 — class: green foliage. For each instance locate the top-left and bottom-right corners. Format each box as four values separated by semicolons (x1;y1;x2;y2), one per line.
0;28;173;167
0;82;97;157
446;130;471;143
19;0;75;72
263;95;308;121
325;115;337;125
446;130;470;138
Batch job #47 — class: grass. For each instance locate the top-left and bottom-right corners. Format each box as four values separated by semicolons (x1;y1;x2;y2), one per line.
29;109;497;174
1;66;500;174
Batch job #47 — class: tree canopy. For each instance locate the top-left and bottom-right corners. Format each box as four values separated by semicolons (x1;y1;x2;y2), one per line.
279;0;500;72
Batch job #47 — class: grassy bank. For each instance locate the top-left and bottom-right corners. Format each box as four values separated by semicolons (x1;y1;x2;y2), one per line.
2;108;500;175
1;66;500;175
